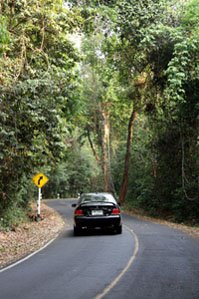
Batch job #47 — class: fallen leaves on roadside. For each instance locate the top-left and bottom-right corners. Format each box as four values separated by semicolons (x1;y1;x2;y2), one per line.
0;203;65;269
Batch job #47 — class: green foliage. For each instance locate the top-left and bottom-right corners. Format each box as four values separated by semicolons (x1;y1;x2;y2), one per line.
70;0;117;8
117;0;168;38
0;206;29;231
44;131;102;198
0;0;198;227
74;0;199;223
165;34;199;106
0;16;10;55
182;0;199;32
111;0;199;222
0;0;81;224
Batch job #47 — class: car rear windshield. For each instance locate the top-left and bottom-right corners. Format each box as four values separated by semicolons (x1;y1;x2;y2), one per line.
80;194;116;203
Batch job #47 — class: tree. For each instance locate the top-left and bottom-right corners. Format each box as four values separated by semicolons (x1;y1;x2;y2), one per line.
79;34;115;192
0;0;80;220
112;0;169;203
117;0;199;221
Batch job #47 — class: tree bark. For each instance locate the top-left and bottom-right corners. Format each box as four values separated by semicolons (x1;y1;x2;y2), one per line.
87;128;100;162
119;109;138;204
101;104;115;194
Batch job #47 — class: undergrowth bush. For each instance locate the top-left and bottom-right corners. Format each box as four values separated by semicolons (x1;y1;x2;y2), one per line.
0;207;29;231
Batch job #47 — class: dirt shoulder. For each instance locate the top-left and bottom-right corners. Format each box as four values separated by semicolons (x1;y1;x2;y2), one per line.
0;203;65;269
123;208;199;238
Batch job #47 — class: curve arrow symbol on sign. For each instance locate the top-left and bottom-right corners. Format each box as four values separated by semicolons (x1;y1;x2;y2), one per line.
38;176;43;186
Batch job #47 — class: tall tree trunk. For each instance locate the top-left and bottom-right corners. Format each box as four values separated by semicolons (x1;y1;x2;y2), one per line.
87;128;100;162
119;109;138;204
101;104;115;194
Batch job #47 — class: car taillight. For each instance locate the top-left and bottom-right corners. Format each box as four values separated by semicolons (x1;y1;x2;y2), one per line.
75;209;84;216
111;208;120;215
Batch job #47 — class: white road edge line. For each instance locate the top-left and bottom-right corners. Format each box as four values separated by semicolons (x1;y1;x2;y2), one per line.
0;233;62;273
95;225;139;299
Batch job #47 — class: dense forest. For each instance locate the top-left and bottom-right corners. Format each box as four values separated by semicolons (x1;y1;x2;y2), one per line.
0;0;198;228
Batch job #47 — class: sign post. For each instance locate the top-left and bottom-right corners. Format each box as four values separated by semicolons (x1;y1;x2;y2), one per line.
32;173;49;220
37;187;41;219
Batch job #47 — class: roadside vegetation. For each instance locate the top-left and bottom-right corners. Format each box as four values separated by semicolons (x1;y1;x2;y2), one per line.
0;0;198;229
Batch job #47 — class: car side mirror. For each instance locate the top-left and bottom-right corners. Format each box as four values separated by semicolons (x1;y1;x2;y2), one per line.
72;203;77;208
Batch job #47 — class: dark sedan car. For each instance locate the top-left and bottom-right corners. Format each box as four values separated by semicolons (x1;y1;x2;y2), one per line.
72;192;122;235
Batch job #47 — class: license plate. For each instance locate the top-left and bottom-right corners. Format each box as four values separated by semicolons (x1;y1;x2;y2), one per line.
91;210;103;216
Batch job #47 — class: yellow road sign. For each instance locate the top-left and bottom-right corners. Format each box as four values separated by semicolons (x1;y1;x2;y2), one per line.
32;173;49;188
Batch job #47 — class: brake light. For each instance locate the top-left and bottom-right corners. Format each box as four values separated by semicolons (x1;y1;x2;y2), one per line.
112;208;120;215
75;209;84;216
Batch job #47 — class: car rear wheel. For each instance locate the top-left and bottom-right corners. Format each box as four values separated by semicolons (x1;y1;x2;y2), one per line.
74;226;82;236
115;225;122;234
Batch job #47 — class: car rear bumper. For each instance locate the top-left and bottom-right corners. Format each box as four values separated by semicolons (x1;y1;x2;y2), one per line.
74;215;121;229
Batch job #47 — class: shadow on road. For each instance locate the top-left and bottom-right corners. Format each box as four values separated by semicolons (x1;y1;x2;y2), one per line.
62;228;121;238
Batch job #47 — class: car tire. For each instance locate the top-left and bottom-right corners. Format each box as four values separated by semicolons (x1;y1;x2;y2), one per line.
115;225;122;234
74;226;82;236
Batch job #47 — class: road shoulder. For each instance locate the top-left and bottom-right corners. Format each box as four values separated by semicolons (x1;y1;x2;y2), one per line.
0;203;65;269
123;209;199;238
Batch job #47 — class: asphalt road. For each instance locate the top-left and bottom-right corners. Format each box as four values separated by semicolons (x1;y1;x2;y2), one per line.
0;199;199;299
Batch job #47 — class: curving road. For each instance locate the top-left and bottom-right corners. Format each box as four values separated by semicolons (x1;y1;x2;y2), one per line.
0;199;199;299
